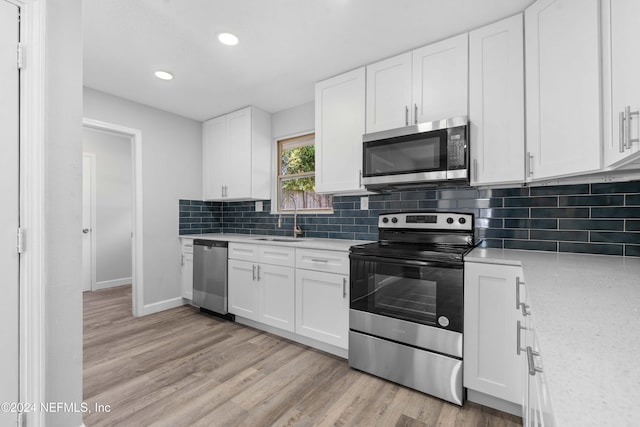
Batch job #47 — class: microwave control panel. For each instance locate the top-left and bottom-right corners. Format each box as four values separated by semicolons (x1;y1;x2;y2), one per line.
446;126;467;170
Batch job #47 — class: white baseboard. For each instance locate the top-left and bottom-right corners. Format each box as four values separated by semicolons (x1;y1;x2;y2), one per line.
94;277;132;290
140;296;185;316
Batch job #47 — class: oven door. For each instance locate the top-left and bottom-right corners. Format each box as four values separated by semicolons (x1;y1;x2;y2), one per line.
350;254;463;333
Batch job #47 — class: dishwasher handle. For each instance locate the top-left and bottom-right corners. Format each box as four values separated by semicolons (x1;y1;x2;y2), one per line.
193;239;229;248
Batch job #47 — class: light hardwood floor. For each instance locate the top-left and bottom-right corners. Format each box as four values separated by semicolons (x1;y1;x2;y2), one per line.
83;285;522;427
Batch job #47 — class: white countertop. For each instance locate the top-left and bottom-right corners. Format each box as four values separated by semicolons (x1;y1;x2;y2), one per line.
179;233;371;252
467;248;640;427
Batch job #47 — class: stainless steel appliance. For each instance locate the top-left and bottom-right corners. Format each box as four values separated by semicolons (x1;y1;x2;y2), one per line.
193;239;232;319
349;212;474;405
362;116;468;191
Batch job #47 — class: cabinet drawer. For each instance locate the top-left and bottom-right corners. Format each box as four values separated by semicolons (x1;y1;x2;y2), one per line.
259;245;295;267
181;240;194;254
228;242;259;262
296;249;349;275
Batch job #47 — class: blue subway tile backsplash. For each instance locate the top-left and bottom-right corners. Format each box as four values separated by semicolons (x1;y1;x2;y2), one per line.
179;179;640;257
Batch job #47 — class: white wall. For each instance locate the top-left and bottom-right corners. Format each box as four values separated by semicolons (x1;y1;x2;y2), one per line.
83;128;133;286
272;101;314;139
44;0;83;426
83;87;202;306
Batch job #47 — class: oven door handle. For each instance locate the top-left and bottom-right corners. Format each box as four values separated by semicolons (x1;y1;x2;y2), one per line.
349;254;463;269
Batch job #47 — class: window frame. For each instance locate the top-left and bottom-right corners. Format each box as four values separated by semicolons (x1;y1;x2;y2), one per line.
275;132;333;214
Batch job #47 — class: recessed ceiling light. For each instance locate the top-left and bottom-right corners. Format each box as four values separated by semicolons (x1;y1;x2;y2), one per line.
218;32;239;46
154;70;174;80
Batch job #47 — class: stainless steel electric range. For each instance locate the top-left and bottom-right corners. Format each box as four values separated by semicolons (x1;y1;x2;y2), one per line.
348;211;475;405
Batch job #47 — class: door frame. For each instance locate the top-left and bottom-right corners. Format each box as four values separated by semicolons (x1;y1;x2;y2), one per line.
15;0;46;425
82;152;97;292
82;118;144;317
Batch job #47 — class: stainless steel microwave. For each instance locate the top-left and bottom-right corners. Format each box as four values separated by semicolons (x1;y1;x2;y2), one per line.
362;116;468;190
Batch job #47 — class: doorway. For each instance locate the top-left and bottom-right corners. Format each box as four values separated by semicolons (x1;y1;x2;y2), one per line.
82;129;132;292
82;118;144;316
0;1;20;424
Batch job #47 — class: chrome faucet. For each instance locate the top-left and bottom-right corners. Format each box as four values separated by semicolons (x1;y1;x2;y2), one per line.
279;193;303;238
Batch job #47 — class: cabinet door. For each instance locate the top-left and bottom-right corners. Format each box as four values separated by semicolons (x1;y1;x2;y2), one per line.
603;0;640;167
315;67;366;194
295;269;349;349
525;0;601;179
412;33;468;124
464;262;523;404
202;116;226;200
258;264;295;332
225;107;252;199
366;52;413;133
469;14;525;186
181;252;193;300
228;259;258;321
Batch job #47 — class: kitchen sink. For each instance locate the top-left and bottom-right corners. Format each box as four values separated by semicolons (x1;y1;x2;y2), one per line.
253;237;307;242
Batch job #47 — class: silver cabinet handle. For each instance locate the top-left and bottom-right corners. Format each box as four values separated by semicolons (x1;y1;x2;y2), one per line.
343;277;347;298
359;170;362;189
252;264;256;281
526;346;542;376
625;105;639;149
310;258;329;263
257;265;261;281
516;320;527;355
414;104;418;124
516;276;525;309
181;254;184;266
620;111;626;153
405;106;409;126
527;152;534;177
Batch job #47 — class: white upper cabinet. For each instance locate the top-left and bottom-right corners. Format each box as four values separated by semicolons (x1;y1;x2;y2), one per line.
469;14;525;186
315;67;366;194
365;52;413;133
202;116;226;200
365;35;468;134
412;33;469;124
525;0;602;180
602;0;640;168
202;106;271;201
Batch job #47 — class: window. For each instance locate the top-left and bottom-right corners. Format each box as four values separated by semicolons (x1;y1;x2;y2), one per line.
277;133;332;212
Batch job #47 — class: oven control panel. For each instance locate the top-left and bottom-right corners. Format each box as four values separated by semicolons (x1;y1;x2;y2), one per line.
378;212;473;231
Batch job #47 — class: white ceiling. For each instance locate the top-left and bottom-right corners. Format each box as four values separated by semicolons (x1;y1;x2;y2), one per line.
83;0;535;122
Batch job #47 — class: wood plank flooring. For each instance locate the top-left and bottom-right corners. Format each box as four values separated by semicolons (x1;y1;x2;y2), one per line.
83;285;522;427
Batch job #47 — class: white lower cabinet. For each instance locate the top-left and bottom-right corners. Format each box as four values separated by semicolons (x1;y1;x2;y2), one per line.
228;259;259;320
180;240;194;300
228;244;295;332
522;298;555;426
464;261;524;405
228;242;350;352
258;263;295;332
295;269;349;349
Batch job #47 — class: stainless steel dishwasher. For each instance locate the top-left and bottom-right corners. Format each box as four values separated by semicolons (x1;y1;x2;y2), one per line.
193;239;233;319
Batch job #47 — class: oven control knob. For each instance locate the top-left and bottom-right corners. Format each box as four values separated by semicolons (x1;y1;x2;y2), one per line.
382;217;389;224
391;217;398;223
446;217;454;224
438;316;450;328
459;217;466;225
